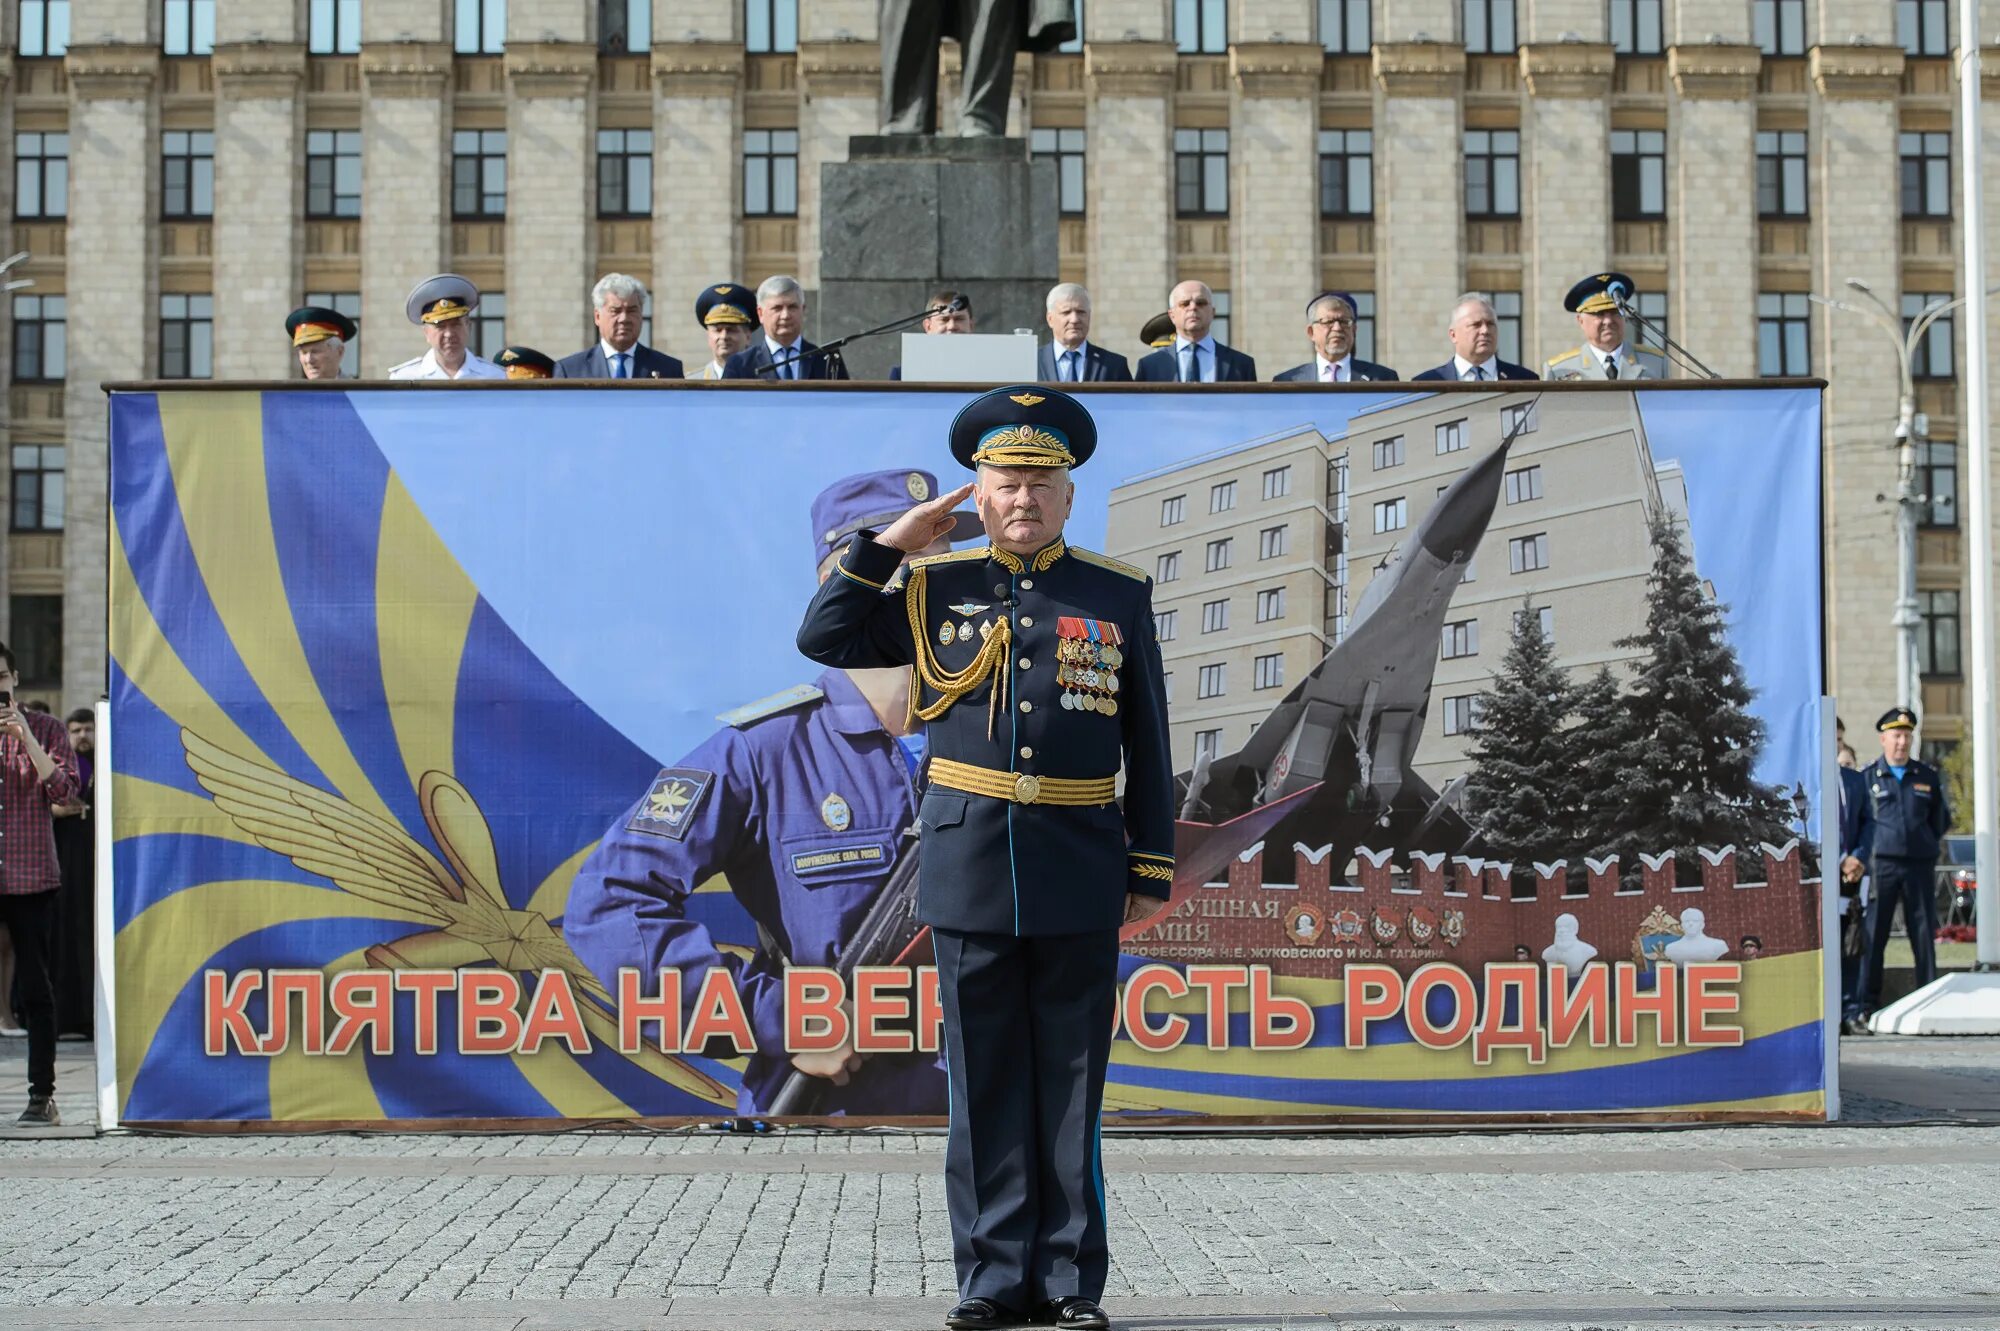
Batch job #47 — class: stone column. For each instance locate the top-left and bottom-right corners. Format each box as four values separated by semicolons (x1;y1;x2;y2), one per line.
1084;40;1175;361
653;43;743;313
796;1;878;296
1667;44;1760;376
505;40;594;352
1811;41;1905;714
1373;42;1465;373
1519;44;1614;367
63;42;158;706
359;32;450;370
1229;42;1321;369
211;44;307;377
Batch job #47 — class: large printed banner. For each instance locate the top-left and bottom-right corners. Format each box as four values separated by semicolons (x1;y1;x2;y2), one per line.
109;382;1826;1125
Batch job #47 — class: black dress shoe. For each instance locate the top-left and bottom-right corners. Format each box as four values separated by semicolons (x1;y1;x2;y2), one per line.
14;1095;59;1127
1037;1296;1109;1330
1841;1016;1875;1036
946;1296;1025;1329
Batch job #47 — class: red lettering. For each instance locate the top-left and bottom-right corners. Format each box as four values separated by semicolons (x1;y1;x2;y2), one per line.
1343;964;1404;1048
1547;963;1611;1049
1185;965;1250;1050
1472;962;1547;1065
204;970;262;1056
327;971;394;1056
458;970;524;1054
262;970;325;1056
394;971;456;1055
1122;964;1191;1053
685;967;756;1055
917;965;943;1053
617;967;685;1053
519;971;592;1055
785;967;848;1053
1405;963;1477;1052
1684;963;1744;1047
1248;966;1313;1050
853;967;914;1054
1615;962;1680;1047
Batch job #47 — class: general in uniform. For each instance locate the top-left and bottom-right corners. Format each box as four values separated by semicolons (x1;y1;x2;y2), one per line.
286;304;356;380
387;273;507;381
797;386;1175;1331
691;282;758;380
565;470;981;1116
1544;271;1668;380
1856;706;1951;1018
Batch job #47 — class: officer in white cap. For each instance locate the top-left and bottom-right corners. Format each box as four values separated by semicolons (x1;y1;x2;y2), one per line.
387;273;507;380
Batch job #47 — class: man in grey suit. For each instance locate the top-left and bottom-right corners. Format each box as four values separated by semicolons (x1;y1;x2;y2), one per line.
1543;271;1668;380
554;273;684;380
1273;291;1396;383
1037;283;1132;383
883;1;1077;136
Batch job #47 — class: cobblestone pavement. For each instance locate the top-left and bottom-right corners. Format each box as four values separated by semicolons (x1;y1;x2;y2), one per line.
4;1036;1999;1330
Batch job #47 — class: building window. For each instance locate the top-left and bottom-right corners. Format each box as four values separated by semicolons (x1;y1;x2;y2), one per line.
1609;0;1662;52
1176;0;1228;52
597;128;653;217
7;596;60;688
1202;598;1229;633
1205;538;1233;572
1163;672;1175;701
159;294;213;379
1504;465;1543;504
1756;130;1808;217
1898;0;1949;54
1156;609;1179;641
1508;532;1549;573
451;130;507;218
1259;525;1289;559
305;130;361;219
1373;437;1405;470
1442;695;1483;736
1753;0;1805;54
14;132;66;220
1256;586;1286;622
1900;132;1952;218
161;131;214;219
18;0;68;56
1318;130;1373;218
163;0;214;55
1501;401;1538;437
1436;421;1466;455
455;0;507;54
1610;129;1665;220
1210;480;1237;513
1516;605;1555;640
1031;128;1087;215
1212;290;1232;347
1920;440;1958;528
1174;129;1230;217
12;294;65;383
1919;588;1961;676
1373;498;1407;533
1320;0;1369;50
1255;653;1285;690
1161;495;1186;526
746;0;798;52
303;290;360;377
1198;663;1226;699
1492;291;1522;364
1757;293;1810;376
1262;466;1291;500
470;292;505;360
1632;291;1669;352
1157;551;1181;582
1349;291;1378;361
1904;292;1955;380
1464;130;1520;218
1463;0;1517;52
308;0;360;53
744;129;799;217
600;0;649;53
1441;619;1479;658
1195;727;1221;759
10;447;63;532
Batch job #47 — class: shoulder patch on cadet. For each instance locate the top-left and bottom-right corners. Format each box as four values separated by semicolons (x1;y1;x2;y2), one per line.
1070;546;1147;580
1545;348;1581;366
910;548;988;571
718;683;825;727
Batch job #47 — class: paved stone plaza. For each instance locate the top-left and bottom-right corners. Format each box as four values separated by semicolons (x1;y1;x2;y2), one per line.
3;1037;1998;1331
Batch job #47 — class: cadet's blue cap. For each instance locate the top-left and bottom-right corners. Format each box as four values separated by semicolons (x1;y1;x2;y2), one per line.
948;385;1097;472
695;283;757;328
811;469;981;568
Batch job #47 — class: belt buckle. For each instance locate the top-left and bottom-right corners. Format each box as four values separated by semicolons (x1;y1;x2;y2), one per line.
1013;773;1042;804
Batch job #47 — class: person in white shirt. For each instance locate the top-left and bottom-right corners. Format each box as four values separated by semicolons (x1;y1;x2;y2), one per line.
386;274;507;381
1544;272;1668;380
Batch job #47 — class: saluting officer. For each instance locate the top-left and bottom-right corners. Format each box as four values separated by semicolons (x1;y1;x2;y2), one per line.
286;305;356;380
798;387;1176;1331
566;469;980;1117
691;282;758;380
1544;272;1667;380
387;273;507;380
1856;707;1952;1020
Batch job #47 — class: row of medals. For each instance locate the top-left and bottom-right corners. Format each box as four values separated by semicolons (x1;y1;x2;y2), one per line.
1057;636;1122;715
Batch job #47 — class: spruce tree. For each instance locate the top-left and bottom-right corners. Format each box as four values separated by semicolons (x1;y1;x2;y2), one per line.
1463;598;1576;873
1564;664;1635;871
1609;511;1795;873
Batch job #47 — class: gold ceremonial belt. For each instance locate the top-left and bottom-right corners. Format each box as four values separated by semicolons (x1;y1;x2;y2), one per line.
928;758;1116;807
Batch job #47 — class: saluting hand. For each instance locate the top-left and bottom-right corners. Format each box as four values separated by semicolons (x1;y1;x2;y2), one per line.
877;482;976;554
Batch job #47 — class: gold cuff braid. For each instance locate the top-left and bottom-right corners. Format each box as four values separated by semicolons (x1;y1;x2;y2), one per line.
1132;862;1175;884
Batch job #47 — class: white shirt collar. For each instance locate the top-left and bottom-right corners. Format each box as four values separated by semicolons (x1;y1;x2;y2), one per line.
1055;339;1090;358
1316;353;1354;378
1595;343;1625;368
424;347;472;379
601;340;640;365
1174;334;1217;355
1454;354;1496;379
765;333;802;357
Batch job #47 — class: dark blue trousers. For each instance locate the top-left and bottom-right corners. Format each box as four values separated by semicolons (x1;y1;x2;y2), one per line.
933;926;1119;1310
1860;856;1939;1013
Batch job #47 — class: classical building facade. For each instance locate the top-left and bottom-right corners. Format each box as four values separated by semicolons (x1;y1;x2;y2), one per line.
1;0;1993;766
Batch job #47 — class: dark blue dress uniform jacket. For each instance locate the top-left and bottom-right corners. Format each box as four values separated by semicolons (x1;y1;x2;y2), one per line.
1859;756;1950;861
797;534;1176;936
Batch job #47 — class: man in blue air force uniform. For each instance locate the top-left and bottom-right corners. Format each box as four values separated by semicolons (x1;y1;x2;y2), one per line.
566;470;982;1116
797;386;1176;1331
1856;706;1951;1020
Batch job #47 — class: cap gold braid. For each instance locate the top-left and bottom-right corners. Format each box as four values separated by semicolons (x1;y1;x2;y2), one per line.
903;568;1012;740
971;424;1075;468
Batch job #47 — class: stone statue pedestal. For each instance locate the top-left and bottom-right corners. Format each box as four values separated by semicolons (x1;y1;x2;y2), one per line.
815;136;1059;382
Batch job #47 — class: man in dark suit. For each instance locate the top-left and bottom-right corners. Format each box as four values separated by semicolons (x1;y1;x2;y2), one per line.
722;274;851;381
1134;280;1256;382
1273;291;1396;383
553;273;685;380
1037;282;1132;383
1835;750;1876;1035
1411;294;1539;382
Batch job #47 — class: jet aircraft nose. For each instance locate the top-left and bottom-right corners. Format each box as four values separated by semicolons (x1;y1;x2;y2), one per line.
1415;421;1518;562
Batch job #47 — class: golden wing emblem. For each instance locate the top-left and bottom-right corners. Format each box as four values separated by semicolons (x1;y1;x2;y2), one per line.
648;781;694;818
179;728;734;1106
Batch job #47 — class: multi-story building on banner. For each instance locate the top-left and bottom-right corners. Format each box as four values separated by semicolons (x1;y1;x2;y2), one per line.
0;0;1988;768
